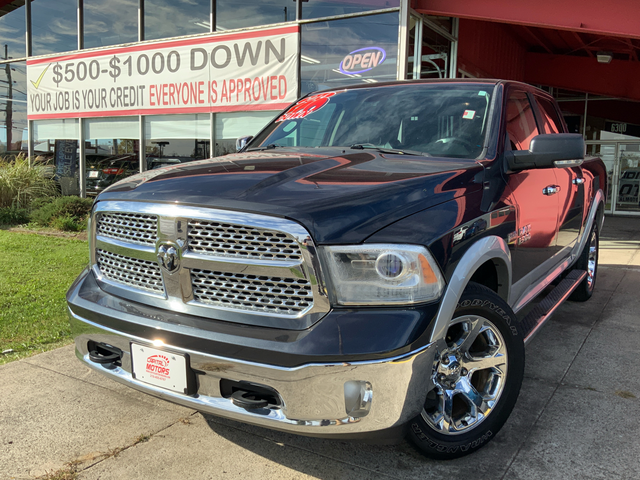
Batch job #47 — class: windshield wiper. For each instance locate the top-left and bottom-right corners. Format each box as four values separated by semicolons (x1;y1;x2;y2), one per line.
247;144;284;151
349;144;428;156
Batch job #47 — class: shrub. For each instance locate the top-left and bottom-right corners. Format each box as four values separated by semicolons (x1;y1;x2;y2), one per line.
30;196;93;231
0;155;58;209
0;206;30;225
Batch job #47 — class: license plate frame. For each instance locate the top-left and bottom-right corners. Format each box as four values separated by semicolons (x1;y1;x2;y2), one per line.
88;170;100;178
130;343;191;395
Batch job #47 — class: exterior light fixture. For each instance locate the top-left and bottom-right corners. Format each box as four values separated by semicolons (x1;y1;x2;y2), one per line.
596;52;613;64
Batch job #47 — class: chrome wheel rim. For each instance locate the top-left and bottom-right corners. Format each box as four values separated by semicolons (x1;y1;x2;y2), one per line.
586;230;598;290
422;315;508;435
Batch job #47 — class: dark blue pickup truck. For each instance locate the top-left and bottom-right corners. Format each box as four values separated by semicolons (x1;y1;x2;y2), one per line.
67;79;606;459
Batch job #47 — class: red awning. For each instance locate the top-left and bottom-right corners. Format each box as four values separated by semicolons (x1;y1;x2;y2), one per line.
413;0;640;40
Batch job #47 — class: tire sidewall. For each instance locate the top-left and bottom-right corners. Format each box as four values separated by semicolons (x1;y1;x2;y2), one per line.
408;285;525;459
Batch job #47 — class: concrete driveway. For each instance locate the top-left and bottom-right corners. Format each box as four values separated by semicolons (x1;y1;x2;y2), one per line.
2;216;639;480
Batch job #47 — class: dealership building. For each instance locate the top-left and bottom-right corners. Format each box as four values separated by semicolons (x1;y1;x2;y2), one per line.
1;0;640;215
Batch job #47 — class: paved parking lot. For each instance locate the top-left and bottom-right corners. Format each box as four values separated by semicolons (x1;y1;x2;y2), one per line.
1;216;639;480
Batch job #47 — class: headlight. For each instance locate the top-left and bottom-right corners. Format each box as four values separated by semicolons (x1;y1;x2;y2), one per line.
320;244;444;306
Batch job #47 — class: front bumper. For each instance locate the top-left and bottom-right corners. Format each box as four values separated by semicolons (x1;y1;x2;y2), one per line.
71;310;436;438
68;267;439;439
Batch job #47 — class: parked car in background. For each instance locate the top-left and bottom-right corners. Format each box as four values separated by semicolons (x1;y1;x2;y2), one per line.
86;155;139;196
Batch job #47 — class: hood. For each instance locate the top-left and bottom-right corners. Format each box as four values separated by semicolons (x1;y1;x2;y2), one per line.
98;148;484;244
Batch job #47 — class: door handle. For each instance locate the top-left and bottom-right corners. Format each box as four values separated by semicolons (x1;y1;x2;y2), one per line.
543;185;560;195
573;177;585;185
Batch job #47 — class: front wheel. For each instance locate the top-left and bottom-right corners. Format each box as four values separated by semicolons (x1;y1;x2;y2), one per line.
407;283;525;459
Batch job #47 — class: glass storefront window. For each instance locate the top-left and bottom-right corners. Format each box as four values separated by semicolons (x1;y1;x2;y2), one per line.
216;0;294;31
85;0;137;49
420;22;452;79
214;111;276;156
616;144;640;213
301;0;399;20
300;13;399;95
0;62;28;155
0;5;26;60
145;0;210;41
32;119;79;195
84;117;139;196
145;114;210;166
32;0;78;55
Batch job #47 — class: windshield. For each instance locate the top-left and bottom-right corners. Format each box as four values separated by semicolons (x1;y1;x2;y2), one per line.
251;83;495;159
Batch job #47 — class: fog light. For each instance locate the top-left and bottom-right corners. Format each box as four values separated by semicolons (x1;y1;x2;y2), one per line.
344;381;373;418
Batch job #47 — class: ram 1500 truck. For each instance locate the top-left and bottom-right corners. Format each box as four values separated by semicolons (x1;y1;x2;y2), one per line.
67;80;606;459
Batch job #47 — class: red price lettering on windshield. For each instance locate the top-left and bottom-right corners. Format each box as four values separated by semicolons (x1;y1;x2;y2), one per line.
276;91;337;122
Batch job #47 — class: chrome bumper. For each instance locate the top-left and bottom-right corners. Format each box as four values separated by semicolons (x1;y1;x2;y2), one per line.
70;309;436;437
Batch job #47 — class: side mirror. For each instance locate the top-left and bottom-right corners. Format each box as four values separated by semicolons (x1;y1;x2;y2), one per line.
505;134;585;172
236;136;253;152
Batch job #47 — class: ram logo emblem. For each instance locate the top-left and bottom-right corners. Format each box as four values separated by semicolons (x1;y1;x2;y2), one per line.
157;243;180;273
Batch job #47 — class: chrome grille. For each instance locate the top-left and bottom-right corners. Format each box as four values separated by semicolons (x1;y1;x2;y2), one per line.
187;220;303;261
97;212;157;246
190;269;313;314
96;249;164;294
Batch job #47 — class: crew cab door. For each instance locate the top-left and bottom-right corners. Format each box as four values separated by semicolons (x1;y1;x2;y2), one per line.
533;94;584;253
502;89;561;285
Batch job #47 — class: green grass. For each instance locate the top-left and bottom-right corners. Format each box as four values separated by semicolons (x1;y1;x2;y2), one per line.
0;230;88;364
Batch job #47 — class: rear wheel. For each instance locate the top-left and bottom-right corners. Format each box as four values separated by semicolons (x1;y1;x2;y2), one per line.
407;283;524;459
569;223;598;302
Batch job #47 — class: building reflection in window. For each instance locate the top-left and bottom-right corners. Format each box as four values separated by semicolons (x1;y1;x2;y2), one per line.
84;117;139;196
300;13;399;95
32;0;78;55
85;0;137;49
145;0;210;41
216;0;293;31
32;119;80;195
0;5;26;60
301;0;398;20
145;114;210;168
214;111;276;156
0;62;27;155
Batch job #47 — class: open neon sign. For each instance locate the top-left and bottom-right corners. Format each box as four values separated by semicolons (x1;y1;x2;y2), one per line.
339;47;387;75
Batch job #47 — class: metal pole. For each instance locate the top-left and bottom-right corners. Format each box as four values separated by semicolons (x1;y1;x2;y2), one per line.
4;45;13;153
397;0;410;80
413;17;422;79
28;120;33;165
210;0;215;32
138;0;144;42
139;115;145;172
582;92;588;139
25;0;31;57
210;112;215;158
78;0;84;50
79;119;86;198
448;17;459;78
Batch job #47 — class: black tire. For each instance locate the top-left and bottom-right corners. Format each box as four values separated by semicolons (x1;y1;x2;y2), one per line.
407;282;525;460
569;223;598;302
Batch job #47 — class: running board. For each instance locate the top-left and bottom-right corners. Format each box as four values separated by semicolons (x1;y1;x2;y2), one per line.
519;269;587;344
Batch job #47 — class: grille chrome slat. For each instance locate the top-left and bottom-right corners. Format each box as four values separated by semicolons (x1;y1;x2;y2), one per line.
97;249;165;294
97;212;157;246
191;269;313;315
188;220;303;261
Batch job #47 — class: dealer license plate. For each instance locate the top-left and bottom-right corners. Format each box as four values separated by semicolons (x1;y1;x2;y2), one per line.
88;170;100;178
130;343;188;394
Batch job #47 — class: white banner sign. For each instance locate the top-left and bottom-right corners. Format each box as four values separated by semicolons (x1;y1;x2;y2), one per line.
27;26;299;120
